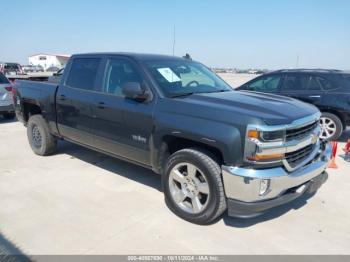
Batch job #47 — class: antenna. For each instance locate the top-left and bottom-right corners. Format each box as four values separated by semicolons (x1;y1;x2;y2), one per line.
172;25;176;56
296;55;299;68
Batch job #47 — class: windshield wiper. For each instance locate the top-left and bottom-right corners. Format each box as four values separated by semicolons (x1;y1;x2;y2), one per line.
170;92;195;98
207;89;231;93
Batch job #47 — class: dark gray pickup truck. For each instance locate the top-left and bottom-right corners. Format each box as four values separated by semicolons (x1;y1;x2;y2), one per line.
13;53;331;224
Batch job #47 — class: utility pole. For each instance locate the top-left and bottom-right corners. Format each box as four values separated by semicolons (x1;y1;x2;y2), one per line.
172;25;176;56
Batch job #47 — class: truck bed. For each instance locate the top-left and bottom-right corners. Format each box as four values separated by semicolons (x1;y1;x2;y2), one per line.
14;80;59;133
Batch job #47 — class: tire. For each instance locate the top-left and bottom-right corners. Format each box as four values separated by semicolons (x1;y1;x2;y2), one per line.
320;112;343;141
163;148;227;225
27;115;57;156
3;112;16;120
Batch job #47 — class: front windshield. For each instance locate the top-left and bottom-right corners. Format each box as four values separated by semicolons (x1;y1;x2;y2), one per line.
145;60;232;97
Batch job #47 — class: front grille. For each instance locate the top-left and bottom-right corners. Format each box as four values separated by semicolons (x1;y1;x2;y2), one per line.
286;121;318;141
285;144;314;168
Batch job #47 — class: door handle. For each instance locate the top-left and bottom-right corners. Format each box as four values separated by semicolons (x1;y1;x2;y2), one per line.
59;94;67;101
309;95;321;98
97;102;107;109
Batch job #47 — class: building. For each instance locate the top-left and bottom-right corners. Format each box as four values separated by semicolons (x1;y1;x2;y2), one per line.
28;54;70;70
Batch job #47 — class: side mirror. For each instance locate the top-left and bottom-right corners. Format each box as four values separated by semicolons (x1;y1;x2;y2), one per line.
122;82;149;101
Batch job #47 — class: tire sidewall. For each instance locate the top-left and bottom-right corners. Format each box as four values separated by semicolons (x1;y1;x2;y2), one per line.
320;113;343;141
27;116;48;155
163;150;223;224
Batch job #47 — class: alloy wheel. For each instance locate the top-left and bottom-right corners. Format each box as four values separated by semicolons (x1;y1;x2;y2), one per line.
168;162;210;214
320;117;336;139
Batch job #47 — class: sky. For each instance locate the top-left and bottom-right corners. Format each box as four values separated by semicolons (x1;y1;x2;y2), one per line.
1;0;349;69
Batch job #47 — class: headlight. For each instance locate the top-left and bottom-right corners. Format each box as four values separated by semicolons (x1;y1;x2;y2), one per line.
261;130;285;142
247;130;285;142
245;127;285;164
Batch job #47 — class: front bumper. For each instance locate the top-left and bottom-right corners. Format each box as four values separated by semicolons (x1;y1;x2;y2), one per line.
222;141;332;218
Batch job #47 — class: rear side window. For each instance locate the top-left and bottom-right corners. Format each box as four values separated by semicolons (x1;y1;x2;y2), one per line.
341;74;350;87
317;76;336;91
66;58;101;91
0;73;10;84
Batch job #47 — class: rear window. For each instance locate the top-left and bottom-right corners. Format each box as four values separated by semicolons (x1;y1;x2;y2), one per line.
4;63;20;70
66;58;101;91
0;73;10;84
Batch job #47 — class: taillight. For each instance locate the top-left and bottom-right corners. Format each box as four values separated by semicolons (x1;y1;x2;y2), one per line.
5;86;12;92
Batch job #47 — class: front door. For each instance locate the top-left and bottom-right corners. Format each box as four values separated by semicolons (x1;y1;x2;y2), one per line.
91;57;155;165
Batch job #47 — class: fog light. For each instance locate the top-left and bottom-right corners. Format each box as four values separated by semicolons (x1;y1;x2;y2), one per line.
259;179;270;195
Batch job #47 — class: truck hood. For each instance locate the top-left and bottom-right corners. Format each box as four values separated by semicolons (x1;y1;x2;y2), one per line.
174;90;319;125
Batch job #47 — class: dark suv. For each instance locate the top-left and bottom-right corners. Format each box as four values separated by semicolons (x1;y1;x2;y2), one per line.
237;69;350;140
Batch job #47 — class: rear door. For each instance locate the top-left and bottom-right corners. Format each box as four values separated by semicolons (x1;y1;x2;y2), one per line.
56;57;102;147
91;56;156;165
280;73;324;106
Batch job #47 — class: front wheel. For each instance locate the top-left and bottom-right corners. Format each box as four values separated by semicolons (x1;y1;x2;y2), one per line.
163;148;226;224
320;113;343;141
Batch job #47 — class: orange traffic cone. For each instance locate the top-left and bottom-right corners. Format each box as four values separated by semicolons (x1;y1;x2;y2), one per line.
328;141;338;169
343;139;350;154
328;157;338;169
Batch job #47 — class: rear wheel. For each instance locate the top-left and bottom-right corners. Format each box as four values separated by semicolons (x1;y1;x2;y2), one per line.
163;148;226;224
320;112;343;141
2;112;16;120
27;115;57;156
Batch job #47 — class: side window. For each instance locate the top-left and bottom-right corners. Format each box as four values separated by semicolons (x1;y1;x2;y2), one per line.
66;58;101;91
282;75;309;91
317;77;336;91
308;76;322;90
247;75;281;92
103;58;142;97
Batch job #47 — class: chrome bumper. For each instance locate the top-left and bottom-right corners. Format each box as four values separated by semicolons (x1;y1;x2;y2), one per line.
222;142;332;203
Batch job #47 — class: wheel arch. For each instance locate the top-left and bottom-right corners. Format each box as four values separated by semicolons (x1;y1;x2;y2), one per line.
154;135;226;175
22;101;42;124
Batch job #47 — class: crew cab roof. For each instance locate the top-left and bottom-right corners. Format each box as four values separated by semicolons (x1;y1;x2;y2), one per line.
72;52;188;62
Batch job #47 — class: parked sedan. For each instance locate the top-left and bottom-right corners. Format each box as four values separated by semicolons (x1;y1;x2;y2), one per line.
0;72;15;120
237;69;350;140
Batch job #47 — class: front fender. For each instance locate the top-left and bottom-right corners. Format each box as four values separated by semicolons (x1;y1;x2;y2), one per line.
153;111;244;167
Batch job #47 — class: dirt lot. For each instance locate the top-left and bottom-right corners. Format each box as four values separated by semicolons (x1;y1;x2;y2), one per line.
0;74;350;255
218;73;257;87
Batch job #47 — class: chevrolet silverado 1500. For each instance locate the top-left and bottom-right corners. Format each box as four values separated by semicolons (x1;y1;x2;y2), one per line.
13;53;331;224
